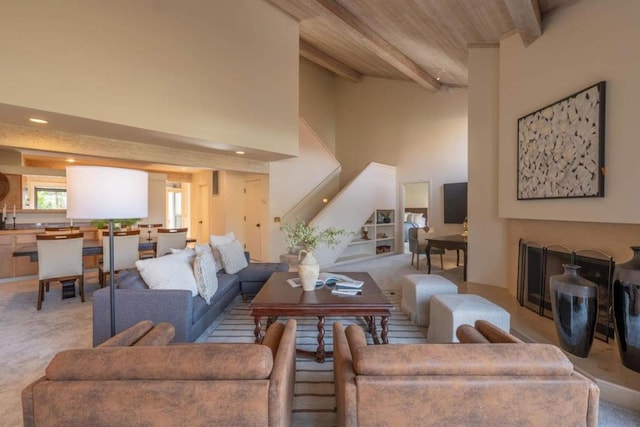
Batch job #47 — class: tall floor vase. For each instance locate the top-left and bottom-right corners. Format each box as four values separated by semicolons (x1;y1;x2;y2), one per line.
612;246;640;373
550;264;598;358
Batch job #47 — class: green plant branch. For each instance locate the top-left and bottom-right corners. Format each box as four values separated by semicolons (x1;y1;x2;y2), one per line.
280;219;352;252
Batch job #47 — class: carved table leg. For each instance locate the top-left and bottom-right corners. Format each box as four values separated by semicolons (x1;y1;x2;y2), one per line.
381;316;389;344
316;316;326;363
371;317;380;345
253;317;263;344
364;316;373;332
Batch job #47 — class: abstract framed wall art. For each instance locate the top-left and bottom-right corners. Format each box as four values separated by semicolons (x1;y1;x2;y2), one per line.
517;81;606;200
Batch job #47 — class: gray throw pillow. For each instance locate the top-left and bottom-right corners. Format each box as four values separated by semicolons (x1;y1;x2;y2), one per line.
217;239;249;274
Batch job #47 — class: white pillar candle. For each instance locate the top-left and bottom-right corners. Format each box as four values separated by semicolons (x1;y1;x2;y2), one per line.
2;204;5;219
12;205;15;217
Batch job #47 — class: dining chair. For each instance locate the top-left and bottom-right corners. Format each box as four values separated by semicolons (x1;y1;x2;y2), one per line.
156;227;188;257
137;223;163;259
408;227;443;270
99;229;141;288
36;233;84;310
44;226;80;235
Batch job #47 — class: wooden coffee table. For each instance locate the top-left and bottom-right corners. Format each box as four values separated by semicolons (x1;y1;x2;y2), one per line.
250;271;393;363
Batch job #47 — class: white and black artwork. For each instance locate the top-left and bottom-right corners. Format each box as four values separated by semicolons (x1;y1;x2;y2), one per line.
517;81;606;200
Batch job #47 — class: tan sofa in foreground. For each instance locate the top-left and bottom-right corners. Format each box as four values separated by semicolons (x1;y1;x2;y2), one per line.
333;320;599;427
23;319;297;427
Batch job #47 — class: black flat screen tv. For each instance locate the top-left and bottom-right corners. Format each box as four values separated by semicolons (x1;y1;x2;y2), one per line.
443;182;467;224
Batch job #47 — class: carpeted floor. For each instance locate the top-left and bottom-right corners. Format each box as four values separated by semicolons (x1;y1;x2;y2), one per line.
2;252;639;426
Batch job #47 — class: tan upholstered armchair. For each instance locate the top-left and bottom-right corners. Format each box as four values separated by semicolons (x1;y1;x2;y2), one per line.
333;321;599;427
408;227;443;270
23;320;297;427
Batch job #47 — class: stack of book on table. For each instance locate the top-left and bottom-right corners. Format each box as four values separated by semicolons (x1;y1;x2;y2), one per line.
323;273;364;296
330;279;364;296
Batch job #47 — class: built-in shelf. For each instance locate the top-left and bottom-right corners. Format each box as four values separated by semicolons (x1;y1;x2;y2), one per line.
335;209;396;264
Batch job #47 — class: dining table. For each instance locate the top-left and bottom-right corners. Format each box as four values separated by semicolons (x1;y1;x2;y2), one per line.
12;237;196;262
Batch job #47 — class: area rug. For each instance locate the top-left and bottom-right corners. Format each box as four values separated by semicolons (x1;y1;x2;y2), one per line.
202;289;427;426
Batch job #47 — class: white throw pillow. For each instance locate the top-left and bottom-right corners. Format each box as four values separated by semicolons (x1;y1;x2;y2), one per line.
170;247;196;264
135;251;198;296
195;243;212;259
209;232;235;272
217;239;248;274
193;250;218;304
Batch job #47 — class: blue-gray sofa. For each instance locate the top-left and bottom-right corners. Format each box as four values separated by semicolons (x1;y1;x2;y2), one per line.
92;257;287;346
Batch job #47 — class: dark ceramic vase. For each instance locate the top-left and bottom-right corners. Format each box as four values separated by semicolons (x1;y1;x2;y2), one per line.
550;264;598;358
612;246;640;373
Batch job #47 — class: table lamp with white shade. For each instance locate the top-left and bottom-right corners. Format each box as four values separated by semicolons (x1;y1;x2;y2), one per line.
66;166;148;337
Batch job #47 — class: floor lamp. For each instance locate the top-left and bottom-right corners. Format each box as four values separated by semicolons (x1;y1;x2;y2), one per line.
66;166;148;337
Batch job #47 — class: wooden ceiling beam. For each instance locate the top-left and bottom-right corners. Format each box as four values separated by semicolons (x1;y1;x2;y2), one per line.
313;0;441;91
299;39;362;83
504;0;542;46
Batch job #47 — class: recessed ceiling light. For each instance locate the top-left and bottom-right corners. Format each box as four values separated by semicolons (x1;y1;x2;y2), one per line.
66;158;75;163
29;118;48;124
235;151;245;155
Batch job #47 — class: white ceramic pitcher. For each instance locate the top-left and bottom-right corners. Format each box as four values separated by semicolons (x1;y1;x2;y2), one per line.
298;250;320;291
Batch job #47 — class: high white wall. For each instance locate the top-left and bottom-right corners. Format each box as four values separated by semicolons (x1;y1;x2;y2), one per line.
299;58;337;154
404;182;429;208
498;0;640;223
0;0;299;157
491;0;640;295
467;46;506;287
336;77;468;236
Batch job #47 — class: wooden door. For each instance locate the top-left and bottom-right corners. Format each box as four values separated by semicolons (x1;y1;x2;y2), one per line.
243;178;262;261
196;184;210;244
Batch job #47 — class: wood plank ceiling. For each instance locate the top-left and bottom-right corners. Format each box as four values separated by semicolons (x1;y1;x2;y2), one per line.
265;0;580;91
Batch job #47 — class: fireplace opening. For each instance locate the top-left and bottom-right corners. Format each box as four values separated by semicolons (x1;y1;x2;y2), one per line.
517;239;615;342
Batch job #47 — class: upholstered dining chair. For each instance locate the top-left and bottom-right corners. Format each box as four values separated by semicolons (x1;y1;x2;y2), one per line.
155;227;188;257
137;223;163;259
408;227;444;270
99;229;141;288
44;226;80;235
35;233;84;310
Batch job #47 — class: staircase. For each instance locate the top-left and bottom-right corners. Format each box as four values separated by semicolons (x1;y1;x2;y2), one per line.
310;162;396;268
273;120;397;268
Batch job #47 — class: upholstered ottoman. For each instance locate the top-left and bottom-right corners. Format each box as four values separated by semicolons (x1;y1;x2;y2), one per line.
427;294;510;343
400;274;458;326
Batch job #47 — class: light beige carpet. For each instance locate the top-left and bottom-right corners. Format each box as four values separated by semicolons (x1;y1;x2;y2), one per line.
0;272;100;427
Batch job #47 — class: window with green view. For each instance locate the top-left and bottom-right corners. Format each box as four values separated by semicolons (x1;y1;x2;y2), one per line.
35;188;67;209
